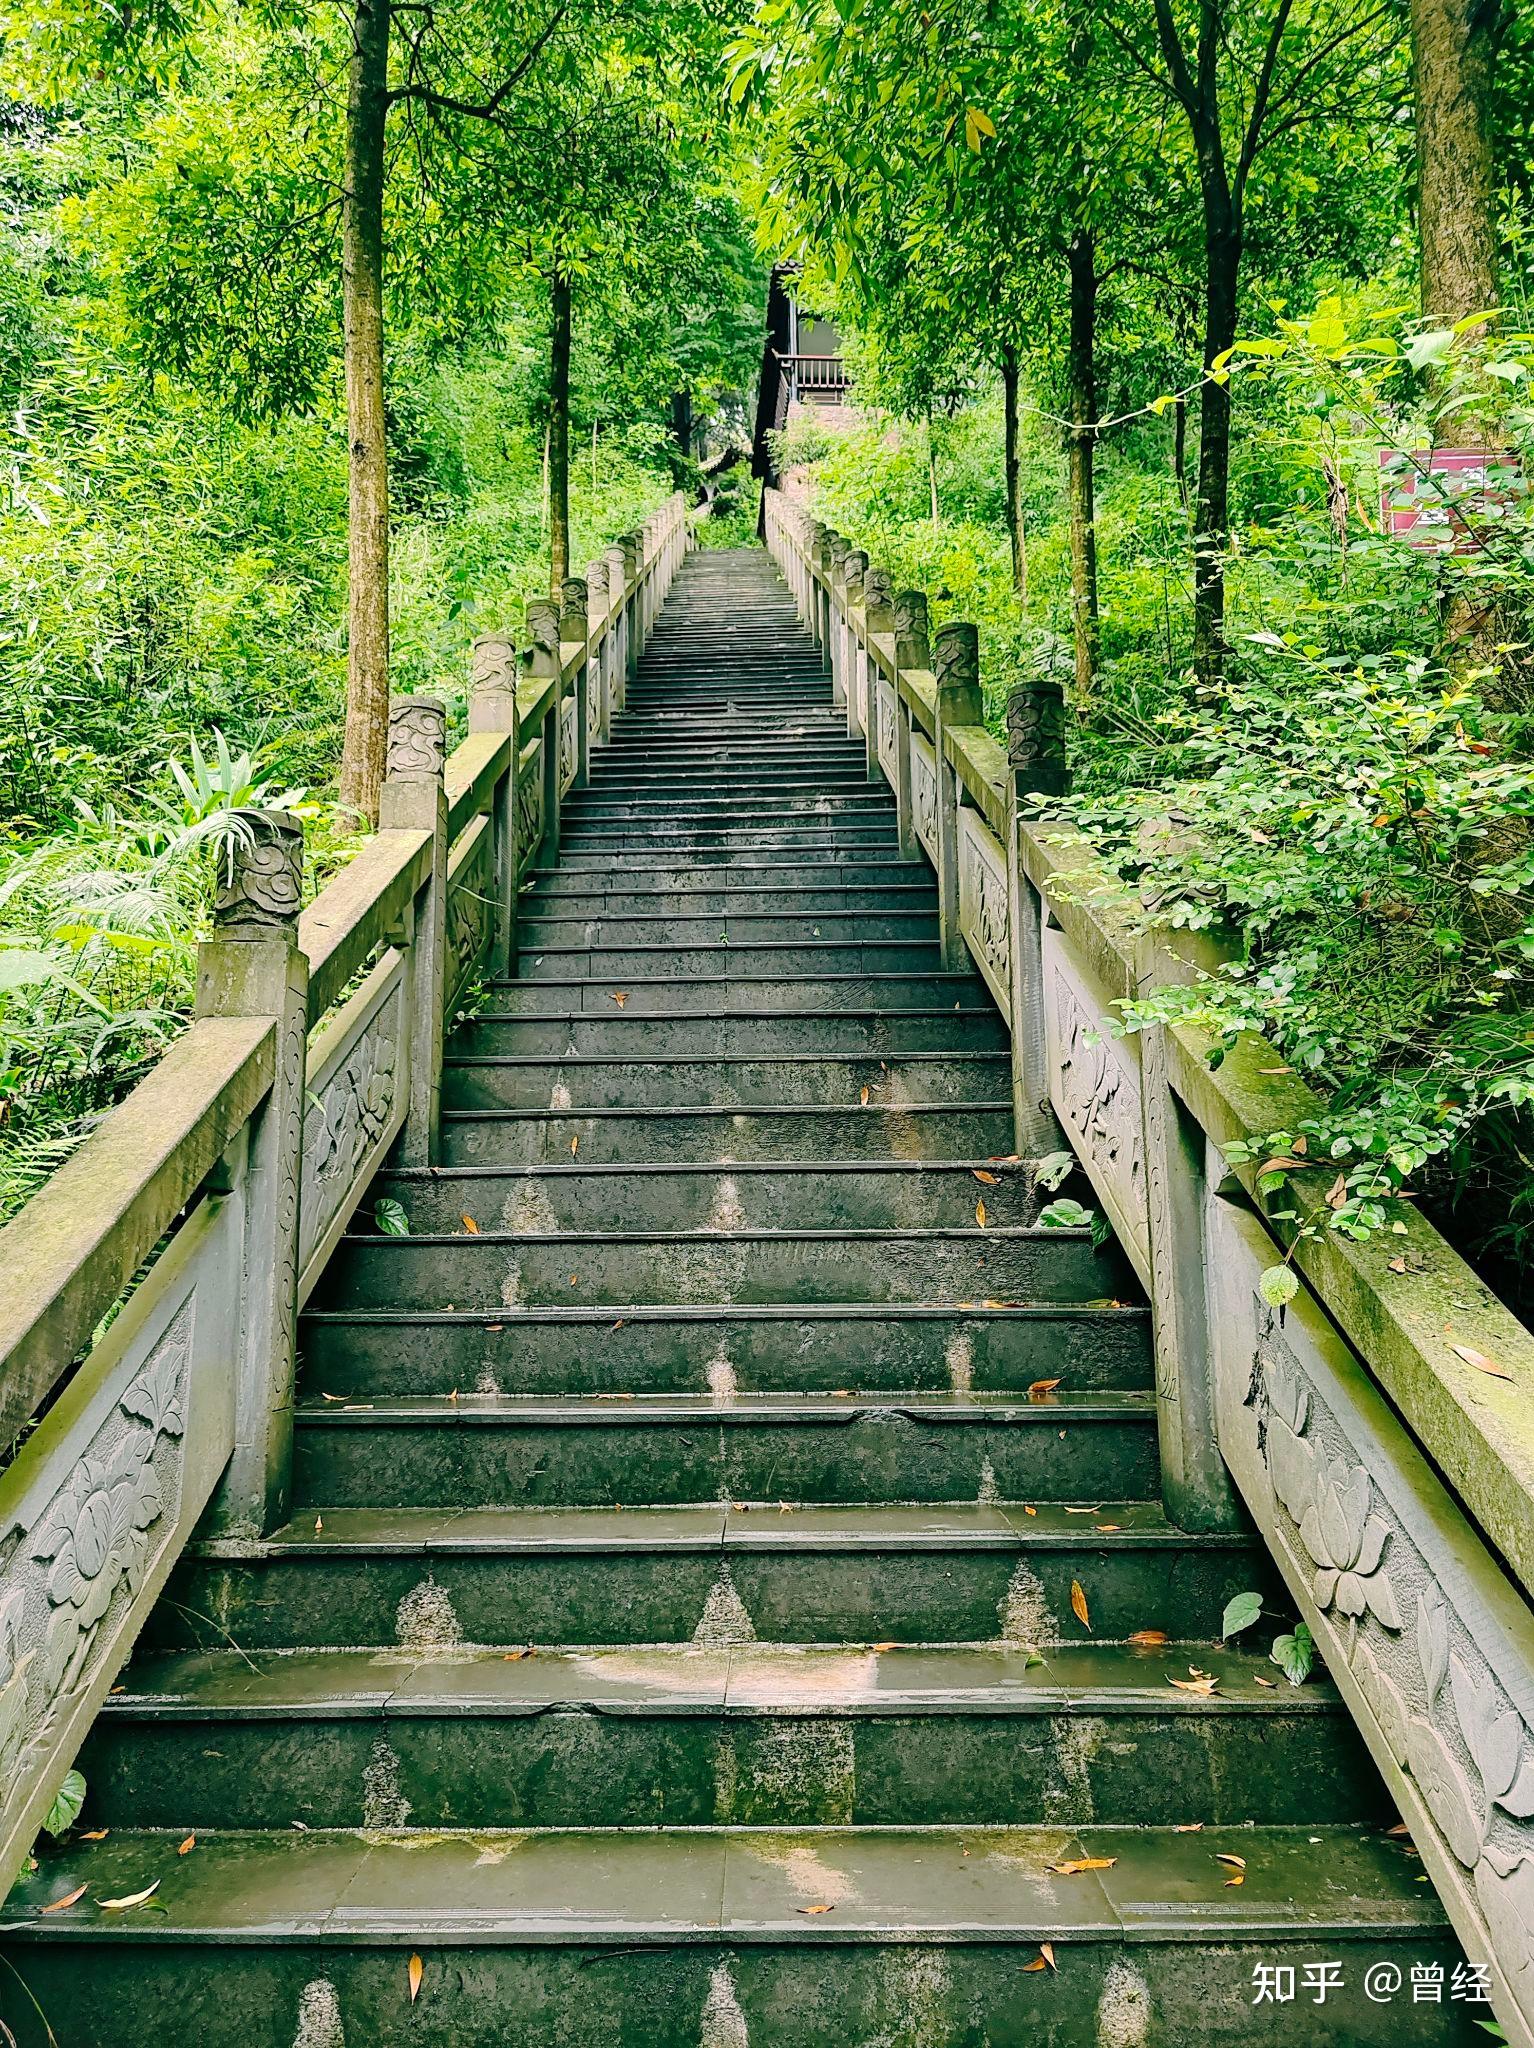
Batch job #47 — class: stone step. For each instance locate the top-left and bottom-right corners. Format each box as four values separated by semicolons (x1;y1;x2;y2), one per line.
516;912;937;949
289;1391;1159;1511
518;944;946;981
545;850;923;879
480;973;996;1018
297;1299;1151;1399
453;1007;1009;1055
82;1641;1383;1832
0;1826;1459;2048
314;1228;1122;1312
556;825;902;851
371;1161;1046;1233
441;1050;1005;1110
564;790;890;818
521;881;939;916
438;1102;1016;1164
156;1502;1268;1651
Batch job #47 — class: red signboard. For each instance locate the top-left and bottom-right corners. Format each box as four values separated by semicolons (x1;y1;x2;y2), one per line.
1380;447;1522;553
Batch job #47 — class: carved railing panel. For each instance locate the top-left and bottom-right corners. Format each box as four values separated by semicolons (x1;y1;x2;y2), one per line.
298;954;407;1299
876;676;897;780
445;813;494;1010
957;808;1010;1009
910;733;938;863
560;693;579;796
517;751;545;880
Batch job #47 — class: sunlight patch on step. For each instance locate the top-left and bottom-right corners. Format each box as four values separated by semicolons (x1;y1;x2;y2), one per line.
945;1329;973;1395
362;1736;413;1830
693;1564;757;1646
998;1559;1050;1648
977;1456;999;1505
292;1980;344;2048
396;1577;463;1650
700;1961;750;2048
1046;1715;1104;1826
706;1175;746;1233
548;1081;573;1112
740;1838;856;1904
500;1175;559;1235
1096;1959;1152;2048
706;1346;738;1401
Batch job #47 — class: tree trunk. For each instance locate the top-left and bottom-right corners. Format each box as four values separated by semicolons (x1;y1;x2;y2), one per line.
548;272;571;594
337;0;391;826
1173;393;1188;505
1193;221;1241;690
927;415;940;529
670;388;693;461
1411;0;1499;332
1001;349;1027;603
1065;231;1100;701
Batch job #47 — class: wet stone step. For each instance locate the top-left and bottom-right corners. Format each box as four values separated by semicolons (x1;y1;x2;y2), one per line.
313;1227;1123;1311
437;1102;1018;1165
520;882;940;916
288;1391;1160;1510
155;1503;1272;1651
478;973;997;1018
373;1160;1043;1233
514;913;939;949
453;1009;1010;1056
440;1050;1006;1110
296;1299;1153;1400
517;945;947;981
83;1642;1384;1832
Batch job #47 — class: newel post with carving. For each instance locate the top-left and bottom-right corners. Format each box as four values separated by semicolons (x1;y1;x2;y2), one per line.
841;549;869;741
892;592;929;859
861;566;894;783
1004;676;1069;1159
932;621;982;971
525;596;564;863
470;631;520;979
381;695;448;1168
196;809;309;1537
587;558;613;747
825;534;850;707
808;522;830;651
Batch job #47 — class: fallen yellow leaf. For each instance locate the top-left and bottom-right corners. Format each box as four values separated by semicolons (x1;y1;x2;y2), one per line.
1027;1378;1061;1399
408;1953;423;2003
570;1134;579;1155
462;1215;480;1234
797;1903;835;1915
1168;1675;1220;1695
177;1835;196;1856
1049;1857;1117;1874
975;1199;987;1228
1129;1630;1168;1647
97;1881;160;1911
1039;1942;1057;1971
1070;1580;1091;1630
611;991;628;1007
1171;1822;1204;1833
972;1168;999;1185
1453;1342;1511;1380
859;1084;871;1106
40;1885;87;1916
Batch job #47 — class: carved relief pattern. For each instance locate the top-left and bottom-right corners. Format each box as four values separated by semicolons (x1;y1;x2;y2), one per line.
386;697;446;780
0;1305;192;1801
213;813;303;933
447;830;494;1004
301;991;400;1262
910;741;939;859
1051;972;1146;1227
560;695;579;796
877;681;897;776
959;818;1010;995
1246;1311;1534;2026
516;768;544;878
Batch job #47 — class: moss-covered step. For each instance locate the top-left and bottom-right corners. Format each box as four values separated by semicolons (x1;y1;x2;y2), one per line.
0;1827;1468;2048
288;1390;1159;1510
312;1226;1122;1311
453;1006;1009;1056
520;879;940;916
82;1640;1384;1833
296;1298;1152;1399
369;1160;1048;1234
479;971;998;1017
153;1502;1272;1652
440;1050;1006;1110
439;1102;1016;1164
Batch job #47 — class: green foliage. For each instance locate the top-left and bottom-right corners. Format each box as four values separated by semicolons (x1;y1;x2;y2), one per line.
41;1769;86;1837
1221;1591;1264;1640
1270;1622;1316;1686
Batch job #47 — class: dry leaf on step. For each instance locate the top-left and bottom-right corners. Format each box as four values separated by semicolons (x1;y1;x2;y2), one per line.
1070;1580;1091;1630
408;1953;423;2003
40;1886;87;1915
972;1169;999;1185
462;1216;480;1234
975;1199;987;1228
1453;1343;1511;1380
1049;1857;1117;1875
97;1882;160;1911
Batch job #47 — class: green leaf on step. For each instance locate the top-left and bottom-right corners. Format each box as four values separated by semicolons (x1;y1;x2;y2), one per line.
42;1769;86;1838
1038;1198;1093;1230
1271;1621;1314;1686
1035;1150;1074;1192
374;1198;410;1237
1259;1264;1299;1308
1221;1591;1263;1640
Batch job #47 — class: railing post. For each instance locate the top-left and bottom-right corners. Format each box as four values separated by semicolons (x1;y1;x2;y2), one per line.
932;620;981;971
892;592;928;859
842;548;868;740
862;566;893;783
826;534;849;707
195;809;308;1538
560;578;590;789
470;630;520;979
617;535;641;698
526;597;564;861
380;695;448;1168
809;521;829;649
1004;679;1068;1159
587;559;613;746
604;541;630;712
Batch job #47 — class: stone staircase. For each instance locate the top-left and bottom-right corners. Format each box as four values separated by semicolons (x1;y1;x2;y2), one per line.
6;548;1468;2044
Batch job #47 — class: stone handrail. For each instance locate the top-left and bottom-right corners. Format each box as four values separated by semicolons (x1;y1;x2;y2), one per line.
765;484;1534;2048
0;492;689;1891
